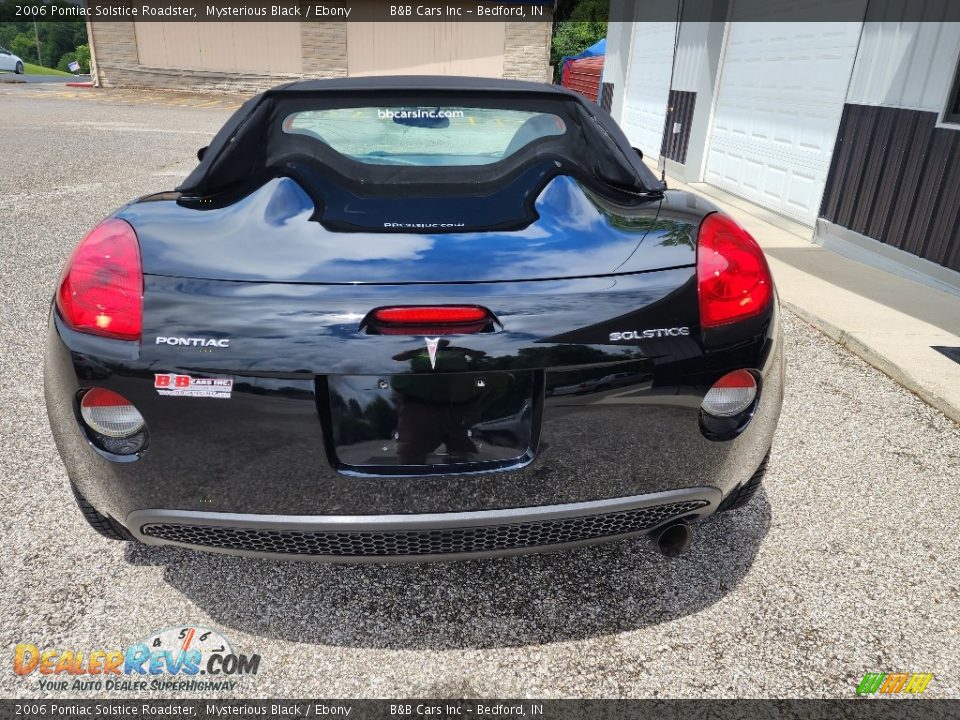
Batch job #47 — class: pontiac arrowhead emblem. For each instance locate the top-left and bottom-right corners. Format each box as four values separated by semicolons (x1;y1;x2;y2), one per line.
425;337;440;370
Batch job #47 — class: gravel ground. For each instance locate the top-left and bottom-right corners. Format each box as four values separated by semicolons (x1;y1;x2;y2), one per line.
1;85;958;700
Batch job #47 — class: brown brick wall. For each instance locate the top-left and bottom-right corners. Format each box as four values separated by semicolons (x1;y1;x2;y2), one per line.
503;22;553;83
88;21;137;87
95;64;304;94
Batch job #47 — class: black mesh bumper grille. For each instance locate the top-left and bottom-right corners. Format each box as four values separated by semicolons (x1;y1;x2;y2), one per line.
140;500;708;557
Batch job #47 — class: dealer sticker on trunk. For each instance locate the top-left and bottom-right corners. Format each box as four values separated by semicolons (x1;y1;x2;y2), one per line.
154;373;233;399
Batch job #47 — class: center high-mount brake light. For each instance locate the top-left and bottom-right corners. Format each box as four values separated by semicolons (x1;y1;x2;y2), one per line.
697;213;773;328
366;306;494;335
56;218;143;341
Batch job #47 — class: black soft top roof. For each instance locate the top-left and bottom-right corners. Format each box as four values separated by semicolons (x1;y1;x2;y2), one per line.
278;75;589;94
177;76;666;200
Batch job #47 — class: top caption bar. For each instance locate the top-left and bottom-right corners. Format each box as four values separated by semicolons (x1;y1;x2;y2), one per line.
4;0;959;22
4;1;554;22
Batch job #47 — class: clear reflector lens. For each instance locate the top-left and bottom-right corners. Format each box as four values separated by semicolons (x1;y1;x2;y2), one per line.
80;388;145;438
701;369;757;418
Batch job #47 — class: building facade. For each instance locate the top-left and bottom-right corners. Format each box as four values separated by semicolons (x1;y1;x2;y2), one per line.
604;0;960;288
86;21;553;94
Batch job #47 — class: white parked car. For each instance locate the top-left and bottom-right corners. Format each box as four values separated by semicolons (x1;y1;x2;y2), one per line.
0;47;25;74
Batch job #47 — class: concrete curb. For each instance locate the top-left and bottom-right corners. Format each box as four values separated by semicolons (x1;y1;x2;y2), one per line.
784;301;960;425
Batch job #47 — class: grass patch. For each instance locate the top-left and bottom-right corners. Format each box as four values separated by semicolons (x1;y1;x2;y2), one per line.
23;63;73;76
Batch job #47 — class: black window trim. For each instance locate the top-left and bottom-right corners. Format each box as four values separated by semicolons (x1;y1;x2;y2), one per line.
946;51;960;125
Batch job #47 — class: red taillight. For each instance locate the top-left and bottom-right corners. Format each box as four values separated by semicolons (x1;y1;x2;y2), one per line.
56;219;143;341
367;306;493;335
696;213;773;328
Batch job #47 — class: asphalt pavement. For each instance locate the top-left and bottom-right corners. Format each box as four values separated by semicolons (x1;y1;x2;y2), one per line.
1;84;958;699
0;72;90;84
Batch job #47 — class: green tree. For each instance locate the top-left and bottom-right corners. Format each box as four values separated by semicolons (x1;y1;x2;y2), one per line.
0;24;17;49
57;43;88;73
568;0;609;23
75;43;89;71
0;4;87;68
550;0;609;82
9;31;37;64
56;50;76;72
553;0;608;23
42;19;85;64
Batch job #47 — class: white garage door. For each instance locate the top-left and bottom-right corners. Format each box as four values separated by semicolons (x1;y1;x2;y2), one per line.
620;22;676;158
704;6;864;225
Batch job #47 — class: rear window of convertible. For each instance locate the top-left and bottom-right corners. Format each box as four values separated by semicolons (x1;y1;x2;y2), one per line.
281;107;567;166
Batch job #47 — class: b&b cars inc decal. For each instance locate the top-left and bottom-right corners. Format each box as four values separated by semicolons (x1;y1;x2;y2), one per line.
13;626;260;693
154;374;233;399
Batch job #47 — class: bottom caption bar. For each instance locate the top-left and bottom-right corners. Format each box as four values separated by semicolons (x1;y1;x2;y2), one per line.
4;700;959;720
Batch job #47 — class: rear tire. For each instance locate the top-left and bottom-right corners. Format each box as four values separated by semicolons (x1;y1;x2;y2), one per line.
717;451;770;513
15;61;24;75
70;483;134;541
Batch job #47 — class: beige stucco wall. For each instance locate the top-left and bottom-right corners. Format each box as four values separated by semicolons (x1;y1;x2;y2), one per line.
301;21;348;78
346;22;506;78
134;22;304;74
89;20;551;93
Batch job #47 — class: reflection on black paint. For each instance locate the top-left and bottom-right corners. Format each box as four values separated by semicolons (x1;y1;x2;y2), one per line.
124;176;707;284
328;346;536;470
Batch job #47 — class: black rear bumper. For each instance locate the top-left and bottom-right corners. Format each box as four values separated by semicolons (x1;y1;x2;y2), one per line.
129;487;719;562
45;297;784;560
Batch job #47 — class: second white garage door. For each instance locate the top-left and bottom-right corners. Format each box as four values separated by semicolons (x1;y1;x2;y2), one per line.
704;14;863;225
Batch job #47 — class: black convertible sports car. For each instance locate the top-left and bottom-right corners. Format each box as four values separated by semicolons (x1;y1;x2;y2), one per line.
45;77;783;561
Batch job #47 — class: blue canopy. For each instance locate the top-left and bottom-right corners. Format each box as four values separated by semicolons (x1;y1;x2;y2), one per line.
561;37;606;73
